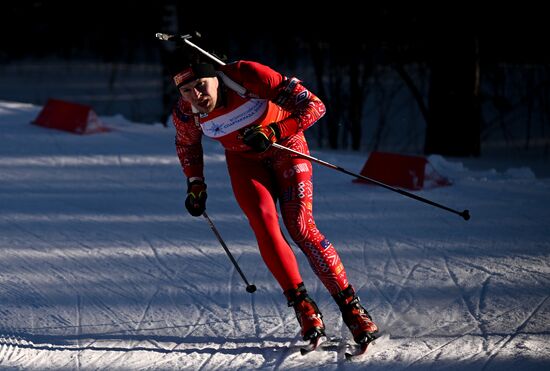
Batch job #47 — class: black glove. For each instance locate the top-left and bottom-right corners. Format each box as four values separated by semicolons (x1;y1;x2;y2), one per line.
185;178;207;217
242;123;280;153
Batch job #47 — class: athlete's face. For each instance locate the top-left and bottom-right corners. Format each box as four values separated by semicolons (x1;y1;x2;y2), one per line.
179;77;219;113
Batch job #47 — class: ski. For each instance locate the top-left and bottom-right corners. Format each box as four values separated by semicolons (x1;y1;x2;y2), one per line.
344;332;390;361
344;341;371;360
299;335;340;355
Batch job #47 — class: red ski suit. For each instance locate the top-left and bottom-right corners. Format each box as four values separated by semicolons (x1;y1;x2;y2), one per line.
172;61;349;294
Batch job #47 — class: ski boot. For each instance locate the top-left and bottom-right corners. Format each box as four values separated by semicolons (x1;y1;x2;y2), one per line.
285;282;325;343
334;285;379;344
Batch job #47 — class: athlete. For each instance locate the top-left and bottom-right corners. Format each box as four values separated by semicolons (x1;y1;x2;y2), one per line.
170;53;379;346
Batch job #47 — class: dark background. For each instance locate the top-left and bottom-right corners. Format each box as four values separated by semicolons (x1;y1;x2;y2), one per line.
1;1;548;157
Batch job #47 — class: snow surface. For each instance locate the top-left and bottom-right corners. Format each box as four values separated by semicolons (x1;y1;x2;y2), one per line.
1;100;549;370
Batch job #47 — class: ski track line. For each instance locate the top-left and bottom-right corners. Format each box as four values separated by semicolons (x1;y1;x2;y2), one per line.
2;218;93;276
249;280;260;340
168;287;203;339
56;264;144;348
60;355;77;370
490;256;550;285
443;255;485;336
266;299;294;370
135;286;160;333
358;239;401;323
227;262;237;338
74;241;142;299
359;240;371;295
136;240;239;314
365;239;414;317
90;296;139;336
92;272;139;303
403;332;472;370
140;240;212;298
477;276;491;328
414;296;537;339
0;336;37;367
272;332;302;371
2;224;130;360
367;237;422;313
111;255;202;301
23;347;45;369
143;236;177;277
196;343;220;371
4;216;126;304
385;237;406;276
76;293;81;371
137;288;169;352
153;233;227;272
259;294;291;340
480;294;550;371
184;306;207;339
4;217;48;243
0;342;13;365
176;285;239;340
379;262;422;326
141;235;232;310
513;265;550;284
183;281;229;318
455;258;502;277
193;242;229;272
401;295;550;370
370;277;397;324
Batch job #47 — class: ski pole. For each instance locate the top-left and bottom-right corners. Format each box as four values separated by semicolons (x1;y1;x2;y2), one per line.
156;33;227;66
271;143;470;221
202;212;257;293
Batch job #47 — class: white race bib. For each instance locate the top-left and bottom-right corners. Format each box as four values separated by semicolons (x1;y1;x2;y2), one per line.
201;99;268;138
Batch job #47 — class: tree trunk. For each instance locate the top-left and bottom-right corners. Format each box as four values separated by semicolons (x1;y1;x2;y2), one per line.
425;36;481;156
310;42;344;149
349;56;373;151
